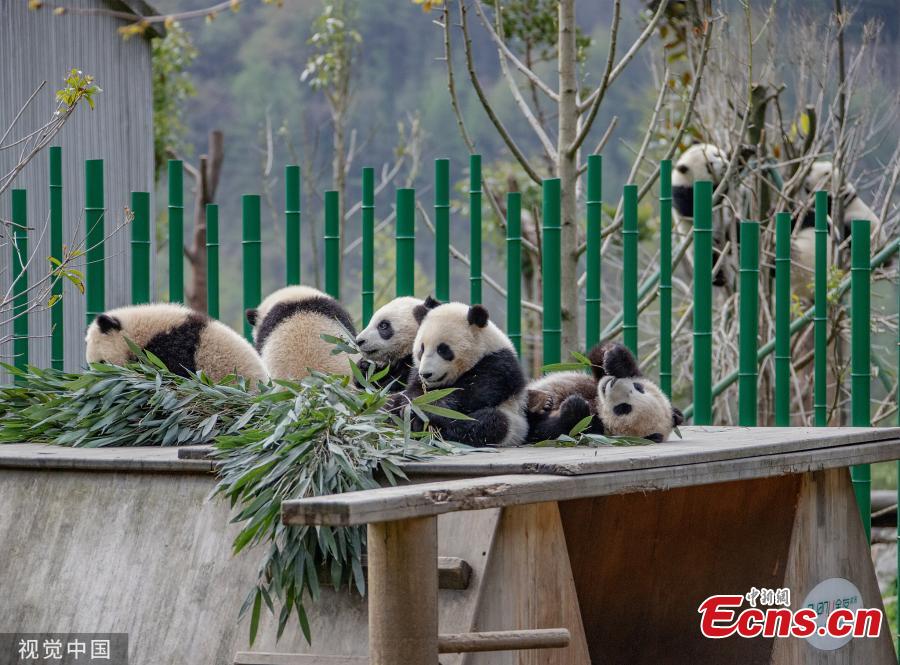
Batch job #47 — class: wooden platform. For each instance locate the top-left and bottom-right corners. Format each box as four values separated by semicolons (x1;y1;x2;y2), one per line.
280;426;900;665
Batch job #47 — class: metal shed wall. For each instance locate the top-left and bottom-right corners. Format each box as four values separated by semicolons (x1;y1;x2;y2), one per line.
0;0;155;380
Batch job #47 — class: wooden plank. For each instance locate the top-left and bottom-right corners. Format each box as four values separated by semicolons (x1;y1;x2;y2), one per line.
282;437;900;526
0;443;214;474
401;426;900;477
234;654;367;665
437;629;569;653
770;469;897;664
465;503;590;665
558;475;800;664
367;516;439;665
315;555;471;590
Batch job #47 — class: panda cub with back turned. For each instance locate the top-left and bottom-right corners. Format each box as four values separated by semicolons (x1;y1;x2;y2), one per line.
526;342;683;443
393;300;528;447
355;296;439;391
85;303;267;383
247;286;358;381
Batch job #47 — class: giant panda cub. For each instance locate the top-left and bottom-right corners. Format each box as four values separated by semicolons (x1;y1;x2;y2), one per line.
672;143;731;285
354;295;440;391
793;161;882;299
85;303;267;383
247;286;357;381
525;342;683;443
392;301;528;447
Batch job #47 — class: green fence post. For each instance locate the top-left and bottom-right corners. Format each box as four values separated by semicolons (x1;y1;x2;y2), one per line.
622;184;639;358
585;155;602;351
85;159;105;327
361;168;375;325
286;165;301;286
814;190;828;426
542;178;561;366
168;159;184;303
324;190;341;300
692;180;713;425
850;218;871;543
49;146;64;371
206;203;220;319
395;188;416;298
435;158;451;302
242;194;261;342
11;189;28;379
507;192;522;356
774;212;792;426
131;192;151;305
738;220;759;426
659;160;673;397
469;154;483;304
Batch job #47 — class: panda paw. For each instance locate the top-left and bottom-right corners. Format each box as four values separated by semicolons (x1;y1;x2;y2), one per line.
558;394;592;426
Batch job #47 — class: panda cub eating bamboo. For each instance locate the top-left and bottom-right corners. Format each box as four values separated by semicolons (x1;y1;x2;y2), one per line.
526;342;683;443
85;303;267;383
355;296;440;391
392;300;528;447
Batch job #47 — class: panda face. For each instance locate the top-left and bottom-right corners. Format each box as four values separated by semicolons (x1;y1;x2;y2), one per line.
671;144;728;218
803;161;834;194
355;296;424;365
413;302;508;388
596;375;681;443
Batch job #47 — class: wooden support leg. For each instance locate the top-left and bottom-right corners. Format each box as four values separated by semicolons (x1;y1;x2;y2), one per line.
367;516;438;665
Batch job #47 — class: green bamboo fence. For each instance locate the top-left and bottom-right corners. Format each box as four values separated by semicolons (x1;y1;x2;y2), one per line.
585;155;602;351
469;154;482;304
167;159;184;303
325;190;341;300
242;194;261;342
542;178;561;366
395;188;415;298
814;190;828;426
774;212;791;426
84;159;105;327
206;203;220;319
131;191;151;305
622;184;639;358
850;218;871;543
506;192;522;356
435;158;450;302
658;159;672;398
49;147;63;371
692;180;713;425
361;168;375;325
286;165;301;286
738;220;759;426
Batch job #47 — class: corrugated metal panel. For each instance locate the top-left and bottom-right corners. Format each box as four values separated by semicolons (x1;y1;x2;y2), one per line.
0;0;155;382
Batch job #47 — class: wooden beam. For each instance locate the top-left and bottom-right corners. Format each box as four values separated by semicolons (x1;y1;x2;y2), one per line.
437;628;569;653
367;516;439;664
315;556;471;590
234;655;366;665
282;438;900;526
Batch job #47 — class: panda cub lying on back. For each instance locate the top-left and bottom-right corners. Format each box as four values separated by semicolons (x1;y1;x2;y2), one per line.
526;342;683;443
391;300;528;447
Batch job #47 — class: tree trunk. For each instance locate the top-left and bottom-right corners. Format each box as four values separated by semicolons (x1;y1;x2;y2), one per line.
185;130;224;314
333;106;347;276
557;0;580;353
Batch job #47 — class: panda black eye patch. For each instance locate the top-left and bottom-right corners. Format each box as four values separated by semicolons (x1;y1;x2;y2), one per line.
633;382;645;393
437;343;454;361
377;320;394;340
613;403;633;417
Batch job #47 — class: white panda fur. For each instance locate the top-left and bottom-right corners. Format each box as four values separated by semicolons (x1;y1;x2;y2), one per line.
246;285;358;381
355;296;440;391
85;303;267;383
671;143;729;230
393;301;528;447
792;161;882;300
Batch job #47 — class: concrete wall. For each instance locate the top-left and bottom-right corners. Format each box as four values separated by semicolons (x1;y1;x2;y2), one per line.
0;0;155;381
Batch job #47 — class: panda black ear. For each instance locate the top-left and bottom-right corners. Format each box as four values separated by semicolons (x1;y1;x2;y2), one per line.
96;314;121;334
467;304;489;328
423;295;442;310
412;305;429;325
245;308;259;326
672;407;685;427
